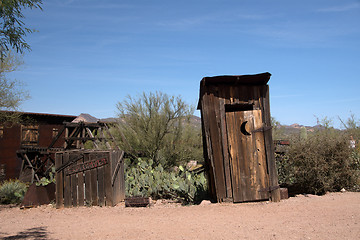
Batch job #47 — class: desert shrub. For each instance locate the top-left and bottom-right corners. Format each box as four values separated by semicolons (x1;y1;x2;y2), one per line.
278;128;359;194
125;158;208;204
276;153;295;187
0;179;28;204
350;150;360;191
114;91;203;169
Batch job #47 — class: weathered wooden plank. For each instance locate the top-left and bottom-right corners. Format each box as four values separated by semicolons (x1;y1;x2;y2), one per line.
111;150;124;186
104;152;113;206
55;153;63;208
119;151;125;201
253;109;269;200
77;171;84;207
111;151;119;205
207;85;227;201
261;85;281;202
247;110;257;201
237;110;250;202
199;87;217;201
63;152;71;207
226;110;240;201
97;165;105;206
114;150;125;204
71;173;78;207
64;128;69;149
219;93;232;199
90;167;98;206
84;153;92;206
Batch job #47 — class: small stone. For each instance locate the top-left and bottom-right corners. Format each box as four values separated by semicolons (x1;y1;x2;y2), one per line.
200;200;212;205
340;188;346;193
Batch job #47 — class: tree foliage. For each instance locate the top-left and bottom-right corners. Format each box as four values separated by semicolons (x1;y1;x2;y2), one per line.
0;0;42;57
0;0;41;122
114;91;203;168
0;50;28;123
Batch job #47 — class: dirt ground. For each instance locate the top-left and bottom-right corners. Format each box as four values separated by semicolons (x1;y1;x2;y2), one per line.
0;192;359;240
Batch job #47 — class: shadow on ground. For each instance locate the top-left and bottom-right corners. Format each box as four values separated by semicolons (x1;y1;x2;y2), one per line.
2;227;49;240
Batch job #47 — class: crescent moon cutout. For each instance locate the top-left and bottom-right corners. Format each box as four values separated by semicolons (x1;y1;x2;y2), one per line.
241;121;251;136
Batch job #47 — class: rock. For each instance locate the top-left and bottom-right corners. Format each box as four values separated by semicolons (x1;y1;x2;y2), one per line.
340;188;346;193
200;200;212;205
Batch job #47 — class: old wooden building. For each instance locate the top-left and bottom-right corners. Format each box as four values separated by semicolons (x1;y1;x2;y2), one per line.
0;112;77;180
198;72;281;203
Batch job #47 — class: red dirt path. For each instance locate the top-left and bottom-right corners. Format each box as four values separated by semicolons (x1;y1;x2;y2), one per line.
0;192;359;240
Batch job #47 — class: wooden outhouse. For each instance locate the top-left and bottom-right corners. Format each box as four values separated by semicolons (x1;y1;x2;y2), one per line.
198;72;280;203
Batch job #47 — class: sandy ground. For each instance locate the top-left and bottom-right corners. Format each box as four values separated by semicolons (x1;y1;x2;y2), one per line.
0;192;359;240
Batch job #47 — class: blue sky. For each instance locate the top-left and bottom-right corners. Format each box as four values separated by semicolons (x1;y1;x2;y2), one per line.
9;0;360;128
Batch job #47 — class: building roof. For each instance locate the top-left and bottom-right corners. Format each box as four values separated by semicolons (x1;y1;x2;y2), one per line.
0;110;77;119
197;72;272;110
200;72;271;86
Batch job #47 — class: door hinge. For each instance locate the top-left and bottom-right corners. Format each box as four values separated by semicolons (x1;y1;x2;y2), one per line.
252;125;273;133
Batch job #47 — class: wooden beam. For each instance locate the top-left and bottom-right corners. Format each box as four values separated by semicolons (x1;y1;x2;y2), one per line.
48;125;66;149
85;127;99;149
22;153;40;183
111;150;124;186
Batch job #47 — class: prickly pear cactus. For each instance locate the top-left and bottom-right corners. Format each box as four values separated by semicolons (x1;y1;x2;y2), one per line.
125;158;207;204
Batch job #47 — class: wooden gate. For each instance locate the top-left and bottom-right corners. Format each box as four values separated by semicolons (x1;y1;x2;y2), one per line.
225;108;269;202
55;150;125;208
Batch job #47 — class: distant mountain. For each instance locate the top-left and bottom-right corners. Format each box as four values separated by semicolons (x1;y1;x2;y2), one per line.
189;115;201;129
278;123;333;137
100;115;330;136
100;117;118;123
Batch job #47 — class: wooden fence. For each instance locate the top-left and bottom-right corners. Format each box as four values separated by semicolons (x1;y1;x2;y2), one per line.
55;150;125;208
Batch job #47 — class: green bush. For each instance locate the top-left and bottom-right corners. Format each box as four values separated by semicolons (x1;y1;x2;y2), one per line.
0;179;28;204
114;91;203;169
125;158;208;204
277;128;360;195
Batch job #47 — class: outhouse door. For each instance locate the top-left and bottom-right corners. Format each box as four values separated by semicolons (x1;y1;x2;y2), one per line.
225;106;270;202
